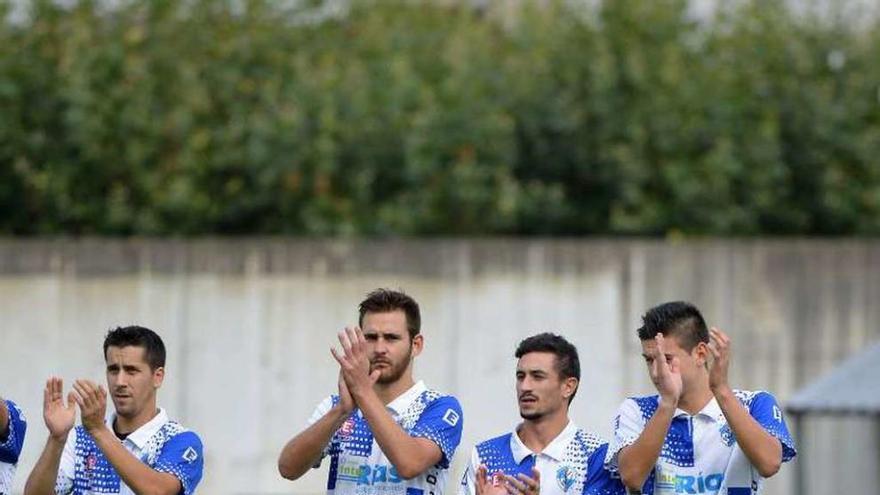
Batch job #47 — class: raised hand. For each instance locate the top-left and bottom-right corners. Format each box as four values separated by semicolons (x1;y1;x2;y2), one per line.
708;327;732;394
330;326;381;397
71;379;108;433
43;377;76;440
502;468;540;495
650;334;683;406
337;370;355;414
475;465;511;495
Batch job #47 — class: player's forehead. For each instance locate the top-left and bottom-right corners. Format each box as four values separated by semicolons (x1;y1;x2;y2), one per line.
105;345;149;365
640;335;686;355
516;351;558;373
361;310;408;335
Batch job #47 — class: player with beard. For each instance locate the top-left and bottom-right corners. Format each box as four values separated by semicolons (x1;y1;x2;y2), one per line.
278;289;464;495
460;334;623;495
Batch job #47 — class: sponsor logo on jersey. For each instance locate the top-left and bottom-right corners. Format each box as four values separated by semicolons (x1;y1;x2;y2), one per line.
443;409;460;427
182;446;199;463
674;473;724;493
338;462;404;486
655;470;725;494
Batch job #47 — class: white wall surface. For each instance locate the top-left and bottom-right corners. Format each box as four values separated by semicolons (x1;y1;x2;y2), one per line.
1;239;878;495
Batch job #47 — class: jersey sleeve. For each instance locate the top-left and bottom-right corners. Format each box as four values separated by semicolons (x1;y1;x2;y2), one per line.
458;445;481;495
409;395;464;468
306;395;339;467
584;443;625;495
747;391;797;462
54;428;78;495
604;399;647;472
0;400;26;464
153;431;205;495
307;395;337;427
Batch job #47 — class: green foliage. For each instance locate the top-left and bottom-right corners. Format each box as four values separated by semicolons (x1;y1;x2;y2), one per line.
1;0;878;235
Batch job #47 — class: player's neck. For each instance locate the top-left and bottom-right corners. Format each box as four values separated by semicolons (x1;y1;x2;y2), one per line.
518;411;569;453
678;378;714;415
114;403;160;434
375;375;416;405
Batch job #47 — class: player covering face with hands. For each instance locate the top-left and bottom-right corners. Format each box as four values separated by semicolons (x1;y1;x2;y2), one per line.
605;302;796;495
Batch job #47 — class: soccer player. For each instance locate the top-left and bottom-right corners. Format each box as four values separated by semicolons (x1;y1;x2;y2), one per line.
1;396;27;494
278;288;464;495
606;302;796;495
460;333;623;495
24;326;204;495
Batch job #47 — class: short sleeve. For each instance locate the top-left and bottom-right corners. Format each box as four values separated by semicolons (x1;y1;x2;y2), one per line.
604;399;647;472
748;391;797;462
54;428;78;495
306;395;339;467
584;444;625;495
153;431;205;495
458;446;480;495
409;395;463;468
307;395;337;427
0;400;26;464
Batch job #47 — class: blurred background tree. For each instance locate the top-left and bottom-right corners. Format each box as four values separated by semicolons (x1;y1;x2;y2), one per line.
0;0;878;236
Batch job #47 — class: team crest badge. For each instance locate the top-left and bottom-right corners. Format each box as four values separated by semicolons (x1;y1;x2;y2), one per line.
719;423;736;447
556;465;576;492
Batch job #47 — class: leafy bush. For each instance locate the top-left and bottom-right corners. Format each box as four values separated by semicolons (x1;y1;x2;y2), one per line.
1;0;878;235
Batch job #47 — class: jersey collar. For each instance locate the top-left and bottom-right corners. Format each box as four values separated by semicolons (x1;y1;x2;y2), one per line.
674;397;723;420
107;408;169;449
510;419;578;463
386;380;427;417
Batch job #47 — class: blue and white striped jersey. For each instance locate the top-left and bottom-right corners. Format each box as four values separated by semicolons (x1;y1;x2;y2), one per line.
459;421;624;495
55;408;204;495
309;381;464;495
605;390;797;495
0;399;27;495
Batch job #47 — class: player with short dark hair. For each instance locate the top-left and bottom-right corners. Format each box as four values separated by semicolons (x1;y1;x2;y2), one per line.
1;396;27;494
278;288;464;495
606;302;796;494
460;333;624;495
25;325;204;495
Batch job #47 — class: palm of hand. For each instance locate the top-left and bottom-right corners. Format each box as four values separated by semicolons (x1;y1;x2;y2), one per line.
44;395;75;438
663;368;683;398
651;357;683;401
337;373;355;413
477;475;509;495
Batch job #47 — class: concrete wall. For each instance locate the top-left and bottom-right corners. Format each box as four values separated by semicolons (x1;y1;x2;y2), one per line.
1;239;878;495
